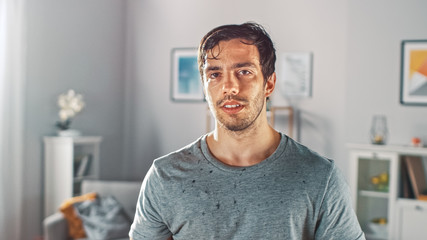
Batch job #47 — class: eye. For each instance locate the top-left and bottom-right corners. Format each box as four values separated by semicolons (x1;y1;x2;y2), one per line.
239;69;252;75
209;72;220;79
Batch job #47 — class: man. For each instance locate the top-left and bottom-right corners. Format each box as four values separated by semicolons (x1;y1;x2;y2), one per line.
129;22;365;240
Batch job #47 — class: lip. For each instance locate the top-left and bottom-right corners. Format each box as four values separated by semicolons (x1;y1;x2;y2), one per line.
221;101;244;114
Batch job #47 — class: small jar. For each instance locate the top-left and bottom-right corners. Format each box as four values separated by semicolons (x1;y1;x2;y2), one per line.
370;115;388;145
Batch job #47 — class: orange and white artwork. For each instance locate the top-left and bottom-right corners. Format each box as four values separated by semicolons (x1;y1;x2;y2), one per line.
401;40;427;105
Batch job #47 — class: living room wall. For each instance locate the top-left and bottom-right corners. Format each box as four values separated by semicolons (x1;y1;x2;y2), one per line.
124;0;350;180
346;0;427;146
23;0;126;239
124;0;427;181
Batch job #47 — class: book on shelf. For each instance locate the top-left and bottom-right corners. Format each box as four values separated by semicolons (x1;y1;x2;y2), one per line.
74;154;92;177
403;156;427;200
400;157;415;199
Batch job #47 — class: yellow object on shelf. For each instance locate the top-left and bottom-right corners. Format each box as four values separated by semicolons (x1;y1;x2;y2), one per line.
372;217;387;225
370;172;389;192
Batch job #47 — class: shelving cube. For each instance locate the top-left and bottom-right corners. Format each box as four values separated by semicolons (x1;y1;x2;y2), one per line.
348;144;427;240
349;148;398;240
43;136;102;217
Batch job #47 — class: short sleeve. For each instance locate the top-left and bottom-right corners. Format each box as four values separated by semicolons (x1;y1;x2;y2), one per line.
129;165;172;240
315;164;366;240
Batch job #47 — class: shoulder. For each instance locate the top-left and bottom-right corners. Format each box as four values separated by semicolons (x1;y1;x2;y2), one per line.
283;136;334;172
154;136;203;166
147;136;205;181
278;135;342;193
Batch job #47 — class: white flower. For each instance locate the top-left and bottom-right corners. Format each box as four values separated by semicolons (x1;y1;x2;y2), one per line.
57;89;85;122
59;109;73;121
57;95;67;109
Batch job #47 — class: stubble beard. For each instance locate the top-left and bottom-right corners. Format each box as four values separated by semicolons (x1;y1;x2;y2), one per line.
211;91;265;133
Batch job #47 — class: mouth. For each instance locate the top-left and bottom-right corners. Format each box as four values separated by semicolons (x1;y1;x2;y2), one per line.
224;104;241;108
221;101;244;114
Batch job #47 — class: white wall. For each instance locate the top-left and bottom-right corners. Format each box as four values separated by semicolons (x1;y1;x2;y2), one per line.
124;0;350;179
125;0;427;181
24;0;126;238
346;0;427;147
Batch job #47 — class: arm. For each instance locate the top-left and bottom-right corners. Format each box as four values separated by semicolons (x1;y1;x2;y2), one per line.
129;165;173;240
315;165;365;240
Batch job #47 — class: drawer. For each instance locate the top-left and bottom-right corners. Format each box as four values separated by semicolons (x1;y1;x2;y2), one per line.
396;199;427;240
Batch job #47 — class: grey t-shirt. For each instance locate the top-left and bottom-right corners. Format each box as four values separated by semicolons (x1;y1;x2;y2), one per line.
129;133;365;240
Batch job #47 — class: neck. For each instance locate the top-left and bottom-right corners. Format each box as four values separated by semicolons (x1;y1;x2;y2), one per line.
206;111;281;167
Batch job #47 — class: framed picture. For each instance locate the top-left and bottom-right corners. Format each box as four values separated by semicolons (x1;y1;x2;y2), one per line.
170;48;204;102
400;40;427;105
278;52;313;98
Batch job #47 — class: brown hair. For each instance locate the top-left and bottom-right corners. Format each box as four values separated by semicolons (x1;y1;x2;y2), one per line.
198;22;276;83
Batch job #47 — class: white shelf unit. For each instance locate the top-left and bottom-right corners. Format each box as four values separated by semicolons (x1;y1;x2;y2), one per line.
43;136;102;217
348;144;427;240
395;198;427;240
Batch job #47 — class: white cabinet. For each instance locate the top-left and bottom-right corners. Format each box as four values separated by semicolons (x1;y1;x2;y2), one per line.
348;144;427;240
349;148;398;240
43;136;102;217
396;199;427;240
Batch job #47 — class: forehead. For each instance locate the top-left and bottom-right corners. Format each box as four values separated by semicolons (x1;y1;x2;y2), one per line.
205;39;260;67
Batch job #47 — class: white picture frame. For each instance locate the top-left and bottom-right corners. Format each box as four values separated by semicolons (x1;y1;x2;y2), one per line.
170;48;204;102
279;52;313;98
400;40;427;105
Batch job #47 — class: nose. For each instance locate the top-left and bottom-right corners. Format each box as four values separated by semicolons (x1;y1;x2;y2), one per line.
222;72;239;95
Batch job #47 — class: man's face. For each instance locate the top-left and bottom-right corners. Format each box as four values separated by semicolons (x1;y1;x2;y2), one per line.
202;38;275;132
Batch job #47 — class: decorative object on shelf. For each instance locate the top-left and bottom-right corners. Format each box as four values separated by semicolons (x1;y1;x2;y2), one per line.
58;129;82;137
75;155;92;178
403;156;427;200
401;157;415;199
367;218;388;238
370;172;389;192
411;137;423;147
370;115;388;145
170;48;204;102
278;52;313;98
400;40;427;105
56;89;85;136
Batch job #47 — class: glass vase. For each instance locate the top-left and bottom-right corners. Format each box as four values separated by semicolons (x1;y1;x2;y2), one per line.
370;115;388;145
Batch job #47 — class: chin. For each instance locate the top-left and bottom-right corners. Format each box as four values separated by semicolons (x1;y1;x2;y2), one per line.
220;119;253;132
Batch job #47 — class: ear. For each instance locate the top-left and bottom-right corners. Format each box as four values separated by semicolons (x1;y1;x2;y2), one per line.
264;72;276;97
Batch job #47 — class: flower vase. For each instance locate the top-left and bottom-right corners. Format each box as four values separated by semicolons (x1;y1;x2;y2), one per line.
57;129;81;137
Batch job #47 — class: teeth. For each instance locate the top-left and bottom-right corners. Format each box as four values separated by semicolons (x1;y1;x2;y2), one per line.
224;104;240;108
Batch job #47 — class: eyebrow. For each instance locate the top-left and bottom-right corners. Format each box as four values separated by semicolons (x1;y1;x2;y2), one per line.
233;62;257;69
205;66;221;72
205;62;256;72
